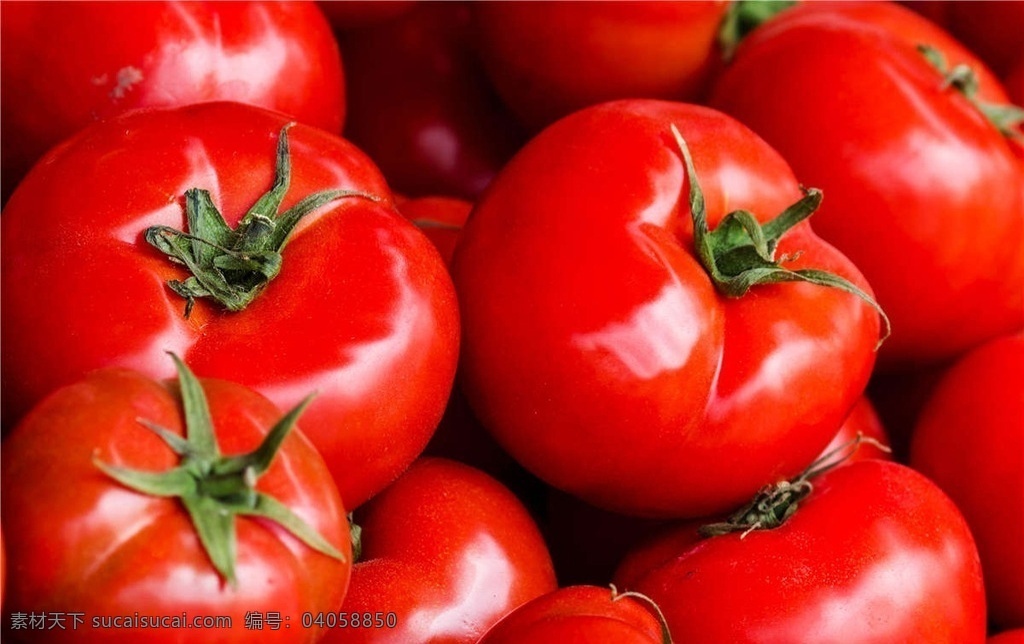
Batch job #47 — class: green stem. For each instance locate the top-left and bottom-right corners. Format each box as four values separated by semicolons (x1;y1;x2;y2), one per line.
671;125;890;348
698;432;890;538
717;0;796;61
146;124;381;318
94;353;345;586
918;44;1024;139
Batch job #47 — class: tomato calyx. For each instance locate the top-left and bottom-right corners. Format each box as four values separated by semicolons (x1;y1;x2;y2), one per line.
717;0;796;61
93;353;346;586
672;125;890;346
698;433;890;538
918;44;1024;139
610;584;674;644
145;124;380;318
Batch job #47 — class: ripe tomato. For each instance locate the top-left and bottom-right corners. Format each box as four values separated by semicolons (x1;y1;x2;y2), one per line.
477;585;668;644
472;1;729;131
615;461;986;642
340;2;525;199
329;457;556;643
0;102;460;510
1;358;351;643
710;1;1024;367
1;1;344;199
453;99;881;518
910;332;1024;629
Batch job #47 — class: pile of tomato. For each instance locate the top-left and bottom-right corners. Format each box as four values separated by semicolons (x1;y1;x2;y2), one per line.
1;1;1022;643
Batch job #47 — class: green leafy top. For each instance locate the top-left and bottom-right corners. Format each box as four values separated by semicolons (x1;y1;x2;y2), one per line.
94;354;345;586
671;125;889;347
146;124;380;317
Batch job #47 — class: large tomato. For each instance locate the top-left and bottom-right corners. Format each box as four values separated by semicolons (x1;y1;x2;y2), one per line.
910;332;1024;629
710;1;1024;367
328;457;556;643
472;1;730;131
340;2;524;199
0;102;460;510
1;1;345;199
615;460;986;642
477;585;668;644
1;357;351;643
453;99;882;518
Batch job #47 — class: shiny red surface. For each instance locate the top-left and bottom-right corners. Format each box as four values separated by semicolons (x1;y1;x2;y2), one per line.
710;1;1024;367
453;100;880;518
396;195;472;267
1;368;350;643
332;458;556;644
0;102;460;510
911;332;1024;629
478;585;665;644
1;1;344;197
615;461;986;642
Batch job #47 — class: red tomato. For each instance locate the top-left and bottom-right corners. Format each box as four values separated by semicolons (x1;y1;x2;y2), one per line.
396;195;472;267
453;99;881;518
910;332;1024;629
473;1;730;131
329;457;557;643
819;396;891;464
0;102;460;510
477;585;668;644
1;358;351;643
615;461;986;642
341;3;525;199
1;1;345;200
710;1;1024;367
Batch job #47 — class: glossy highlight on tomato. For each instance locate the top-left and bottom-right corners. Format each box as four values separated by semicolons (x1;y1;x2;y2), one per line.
331;457;556;643
615;461;986;643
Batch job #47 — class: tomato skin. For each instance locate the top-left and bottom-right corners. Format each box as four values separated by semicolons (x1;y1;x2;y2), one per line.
0;102;460;510
1;1;345;199
473;1;729;131
910;332;1024;628
1;367;351;643
477;585;665;644
710;1;1024;367
328;457;557;644
341;3;525;199
453;99;879;518
615;461;986;643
